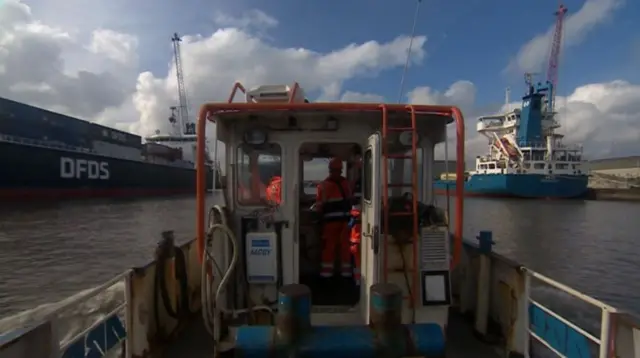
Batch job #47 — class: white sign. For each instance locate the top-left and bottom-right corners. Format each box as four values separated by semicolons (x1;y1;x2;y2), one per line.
245;232;278;284
60;157;110;180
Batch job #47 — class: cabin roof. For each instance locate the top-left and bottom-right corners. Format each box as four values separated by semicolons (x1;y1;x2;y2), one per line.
212;108;454;125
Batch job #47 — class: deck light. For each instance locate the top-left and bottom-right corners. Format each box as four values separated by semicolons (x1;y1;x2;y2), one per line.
243;127;268;146
398;131;418;146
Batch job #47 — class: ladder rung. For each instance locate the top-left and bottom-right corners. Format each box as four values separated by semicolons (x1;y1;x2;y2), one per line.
390;212;413;217
390;268;416;273
387;127;414;132
386;153;413;159
387;183;413;188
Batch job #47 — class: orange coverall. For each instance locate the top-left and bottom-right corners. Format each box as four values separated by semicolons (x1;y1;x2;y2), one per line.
316;159;352;278
266;176;282;205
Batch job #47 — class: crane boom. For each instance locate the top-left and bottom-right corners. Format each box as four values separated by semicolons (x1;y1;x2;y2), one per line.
547;3;567;112
171;33;191;135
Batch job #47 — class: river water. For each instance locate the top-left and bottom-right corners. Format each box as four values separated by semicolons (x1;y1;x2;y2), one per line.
0;196;639;330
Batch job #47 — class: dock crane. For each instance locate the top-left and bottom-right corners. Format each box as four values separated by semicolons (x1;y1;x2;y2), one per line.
546;2;568;113
169;32;195;136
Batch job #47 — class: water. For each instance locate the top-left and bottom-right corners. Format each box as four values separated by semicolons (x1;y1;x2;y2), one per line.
0;196;639;334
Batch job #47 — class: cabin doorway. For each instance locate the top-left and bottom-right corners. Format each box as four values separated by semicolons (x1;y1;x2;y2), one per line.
297;142;362;306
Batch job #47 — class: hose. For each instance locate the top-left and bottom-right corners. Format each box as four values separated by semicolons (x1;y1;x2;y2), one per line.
201;205;274;350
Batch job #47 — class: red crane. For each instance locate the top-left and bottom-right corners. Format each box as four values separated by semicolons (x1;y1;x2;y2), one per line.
547;3;568;112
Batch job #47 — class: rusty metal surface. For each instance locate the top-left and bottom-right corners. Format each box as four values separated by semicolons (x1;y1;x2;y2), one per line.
164;316;216;358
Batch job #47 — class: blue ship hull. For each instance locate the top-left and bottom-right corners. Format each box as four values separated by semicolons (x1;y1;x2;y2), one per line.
434;174;589;199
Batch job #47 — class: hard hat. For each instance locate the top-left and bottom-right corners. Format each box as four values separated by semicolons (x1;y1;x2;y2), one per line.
328;157;343;170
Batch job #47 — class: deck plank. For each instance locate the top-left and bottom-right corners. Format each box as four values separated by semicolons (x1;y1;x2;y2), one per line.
165;310;503;357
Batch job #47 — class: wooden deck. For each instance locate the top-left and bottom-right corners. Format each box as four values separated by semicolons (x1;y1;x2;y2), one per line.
165;310;502;357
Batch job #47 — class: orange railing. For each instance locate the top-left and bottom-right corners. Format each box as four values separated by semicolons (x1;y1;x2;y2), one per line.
196;82;465;269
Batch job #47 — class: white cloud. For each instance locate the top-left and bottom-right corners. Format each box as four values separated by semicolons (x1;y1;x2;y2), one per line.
88;29;139;65
505;0;623;75
213;9;279;34
340;91;385;103
0;0;425;140
0;0;637;167
0;0;136;124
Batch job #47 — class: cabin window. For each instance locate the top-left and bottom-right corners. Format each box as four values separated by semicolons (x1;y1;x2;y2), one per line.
363;148;373;201
488;163;496;169
556;163;569;170
236;143;282;205
533;163;545;170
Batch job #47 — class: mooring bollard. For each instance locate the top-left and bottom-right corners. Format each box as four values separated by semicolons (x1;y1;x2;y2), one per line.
275;284;311;346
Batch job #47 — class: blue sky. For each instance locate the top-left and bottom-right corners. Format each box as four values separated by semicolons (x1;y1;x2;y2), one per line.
3;0;639;159
79;0;638;105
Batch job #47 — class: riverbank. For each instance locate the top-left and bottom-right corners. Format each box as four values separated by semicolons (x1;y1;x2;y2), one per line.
585;187;640;202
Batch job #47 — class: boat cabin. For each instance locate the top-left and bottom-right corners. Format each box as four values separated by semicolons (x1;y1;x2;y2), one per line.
198;82;464;332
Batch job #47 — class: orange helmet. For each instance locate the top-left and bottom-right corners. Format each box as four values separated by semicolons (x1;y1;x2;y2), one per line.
328;157;343;170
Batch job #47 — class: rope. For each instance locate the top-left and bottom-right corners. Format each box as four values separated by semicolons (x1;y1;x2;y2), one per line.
397;0;423;103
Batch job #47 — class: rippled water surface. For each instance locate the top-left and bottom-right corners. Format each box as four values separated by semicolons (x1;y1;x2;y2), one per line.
1;196;639;321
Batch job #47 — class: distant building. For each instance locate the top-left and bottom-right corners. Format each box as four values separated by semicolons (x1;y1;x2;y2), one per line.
588;156;640;178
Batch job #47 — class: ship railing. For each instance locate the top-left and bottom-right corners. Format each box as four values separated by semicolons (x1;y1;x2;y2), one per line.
521;268;620;357
0;133;95;153
0;270;131;358
518;141;583;152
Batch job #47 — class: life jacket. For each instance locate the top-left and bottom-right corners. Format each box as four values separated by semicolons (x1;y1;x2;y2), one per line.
349;207;362;243
316;176;352;222
266;176;282;204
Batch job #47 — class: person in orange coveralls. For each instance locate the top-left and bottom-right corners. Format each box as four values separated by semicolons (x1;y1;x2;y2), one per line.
315;158;352;278
265;176;282;205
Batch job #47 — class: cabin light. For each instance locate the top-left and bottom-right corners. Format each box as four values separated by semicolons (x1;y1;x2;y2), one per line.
326;117;338;130
398;131;419;146
243;127;268;146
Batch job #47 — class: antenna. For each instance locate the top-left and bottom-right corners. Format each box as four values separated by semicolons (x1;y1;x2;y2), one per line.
397;0;423;103
171;33;192;136
505;87;511;111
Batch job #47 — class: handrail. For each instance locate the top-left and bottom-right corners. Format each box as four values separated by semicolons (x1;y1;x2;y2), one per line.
521;267;619;357
195;100;465;265
0;270;131;357
0;133;95;153
228;82;247;103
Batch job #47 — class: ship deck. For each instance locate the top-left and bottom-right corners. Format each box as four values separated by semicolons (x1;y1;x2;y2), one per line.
164;309;502;358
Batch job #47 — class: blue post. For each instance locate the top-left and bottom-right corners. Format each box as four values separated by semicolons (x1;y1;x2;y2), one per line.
477;230;494;254
276;284;311;346
370;283;406;356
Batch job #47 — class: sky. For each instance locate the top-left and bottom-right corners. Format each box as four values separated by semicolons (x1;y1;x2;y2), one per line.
0;0;639;164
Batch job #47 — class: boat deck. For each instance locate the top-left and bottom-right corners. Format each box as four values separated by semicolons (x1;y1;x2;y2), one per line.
165;309;502;357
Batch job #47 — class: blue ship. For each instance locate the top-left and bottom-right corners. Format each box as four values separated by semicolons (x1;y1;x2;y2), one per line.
434;75;589;199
